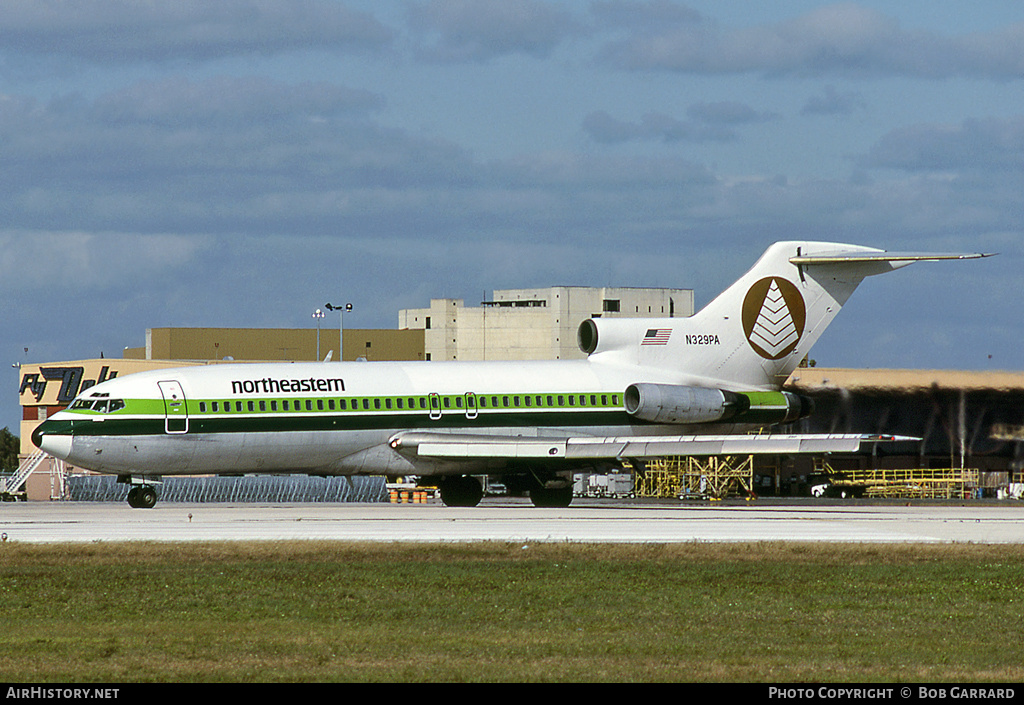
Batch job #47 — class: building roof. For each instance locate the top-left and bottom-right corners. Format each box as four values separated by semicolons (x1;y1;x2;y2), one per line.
786;368;1024;393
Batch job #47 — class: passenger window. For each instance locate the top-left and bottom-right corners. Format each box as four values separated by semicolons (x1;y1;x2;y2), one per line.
199;402;207;413
318;399;324;411
271;400;278;411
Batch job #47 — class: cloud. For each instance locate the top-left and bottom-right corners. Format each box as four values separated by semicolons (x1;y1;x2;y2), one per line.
0;231;209;293
0;77;479;235
583;102;775;144
800;85;866;116
0;0;393;63
863;116;1024;174
406;0;583;62
597;2;1024;79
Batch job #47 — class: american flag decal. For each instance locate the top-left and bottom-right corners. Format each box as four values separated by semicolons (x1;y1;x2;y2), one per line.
641;328;671;345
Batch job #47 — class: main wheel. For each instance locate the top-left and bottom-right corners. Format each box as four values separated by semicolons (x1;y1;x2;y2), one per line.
438;476;483;507
529;485;573;508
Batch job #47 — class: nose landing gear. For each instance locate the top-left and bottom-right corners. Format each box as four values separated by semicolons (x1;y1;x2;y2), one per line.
126;484;158;509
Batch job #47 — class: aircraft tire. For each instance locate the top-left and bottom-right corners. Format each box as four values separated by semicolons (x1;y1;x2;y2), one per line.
529;486;573;508
439;476;483;507
128;485;158;509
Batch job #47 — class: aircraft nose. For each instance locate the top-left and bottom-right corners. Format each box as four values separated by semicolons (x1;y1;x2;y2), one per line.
32;420;74;460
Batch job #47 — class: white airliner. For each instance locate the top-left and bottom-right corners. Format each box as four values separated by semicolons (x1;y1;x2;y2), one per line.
32;241;989;508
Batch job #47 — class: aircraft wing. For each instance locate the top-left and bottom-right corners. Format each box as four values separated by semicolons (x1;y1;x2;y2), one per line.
390;432;914;461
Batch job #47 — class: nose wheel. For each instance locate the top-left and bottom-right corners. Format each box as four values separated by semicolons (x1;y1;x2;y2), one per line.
127;485;158;509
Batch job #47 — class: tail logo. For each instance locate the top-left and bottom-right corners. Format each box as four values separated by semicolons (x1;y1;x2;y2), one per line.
742;277;806;360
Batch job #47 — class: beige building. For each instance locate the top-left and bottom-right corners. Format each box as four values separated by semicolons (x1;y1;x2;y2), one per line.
124;327;425;363
399;286;694;361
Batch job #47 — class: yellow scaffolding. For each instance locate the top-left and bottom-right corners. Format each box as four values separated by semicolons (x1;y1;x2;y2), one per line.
631;456;755;499
818;460;980;499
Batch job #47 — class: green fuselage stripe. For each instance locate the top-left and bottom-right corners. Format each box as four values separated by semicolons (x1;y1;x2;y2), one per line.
53;408;634;437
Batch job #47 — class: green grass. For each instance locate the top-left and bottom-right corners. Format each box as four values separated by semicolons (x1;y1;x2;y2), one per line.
1;541;1022;682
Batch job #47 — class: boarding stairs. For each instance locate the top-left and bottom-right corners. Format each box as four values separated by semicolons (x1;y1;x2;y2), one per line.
1;450;65;500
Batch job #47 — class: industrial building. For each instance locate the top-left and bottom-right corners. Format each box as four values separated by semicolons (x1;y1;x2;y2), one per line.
124;326;425;363
398;286;694;361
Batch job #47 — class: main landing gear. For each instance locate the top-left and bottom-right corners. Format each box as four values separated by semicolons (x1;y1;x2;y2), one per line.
528;484;573;508
436;474;575;508
119;476;159;509
438;475;484;507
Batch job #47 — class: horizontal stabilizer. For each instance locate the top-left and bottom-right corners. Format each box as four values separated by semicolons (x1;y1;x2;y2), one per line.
391;432;915;461
790;250;994;265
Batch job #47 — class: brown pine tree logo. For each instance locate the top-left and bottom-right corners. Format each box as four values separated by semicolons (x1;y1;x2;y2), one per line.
741;277;806;360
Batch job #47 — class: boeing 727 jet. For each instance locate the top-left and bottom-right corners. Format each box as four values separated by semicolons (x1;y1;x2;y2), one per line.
32;241;989;508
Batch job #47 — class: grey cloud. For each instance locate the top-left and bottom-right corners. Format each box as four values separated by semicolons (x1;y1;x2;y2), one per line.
686;101;778;125
90;77;385;126
597;3;1024;79
801;85;866;116
0;0;393;63
589;0;703;31
406;0;583;62
583;109;738;143
863;116;1024;173
582;102;774;144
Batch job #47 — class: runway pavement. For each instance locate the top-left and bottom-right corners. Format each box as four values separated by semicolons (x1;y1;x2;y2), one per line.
1;498;1022;544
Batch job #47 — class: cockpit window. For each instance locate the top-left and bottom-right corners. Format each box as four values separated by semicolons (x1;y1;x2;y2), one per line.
70;398;126;413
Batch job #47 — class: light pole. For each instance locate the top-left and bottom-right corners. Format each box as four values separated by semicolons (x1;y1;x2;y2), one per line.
325;302;352;361
311;308;325;360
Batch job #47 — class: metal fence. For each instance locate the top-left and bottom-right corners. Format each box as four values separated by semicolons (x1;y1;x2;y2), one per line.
66;474;387;503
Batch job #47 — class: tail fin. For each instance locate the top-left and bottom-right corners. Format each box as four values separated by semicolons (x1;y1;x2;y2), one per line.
580;241;991;389
684;241;991;389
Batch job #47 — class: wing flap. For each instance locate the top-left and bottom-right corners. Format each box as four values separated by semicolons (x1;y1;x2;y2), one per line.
391;432;913;460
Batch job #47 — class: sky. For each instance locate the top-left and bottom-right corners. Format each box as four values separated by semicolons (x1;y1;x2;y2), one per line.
2;1;1022;433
